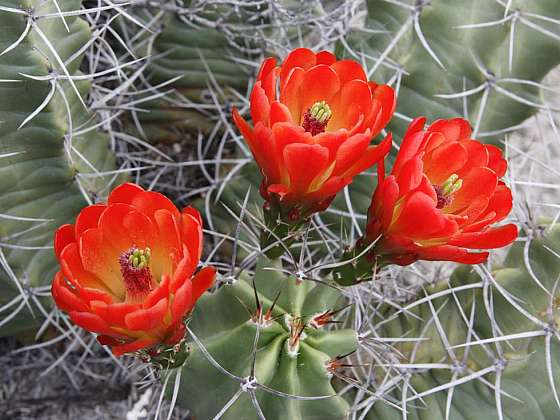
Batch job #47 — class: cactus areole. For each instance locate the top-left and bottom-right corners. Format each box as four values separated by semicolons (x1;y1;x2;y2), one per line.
176;258;358;420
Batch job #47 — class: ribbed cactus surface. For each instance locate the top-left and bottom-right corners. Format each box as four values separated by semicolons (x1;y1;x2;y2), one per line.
0;0;121;334
365;224;560;419
175;258;357;419
340;0;560;142
115;4;251;142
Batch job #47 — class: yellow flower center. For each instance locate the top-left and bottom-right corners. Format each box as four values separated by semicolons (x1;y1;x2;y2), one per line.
441;174;463;196
119;246;154;301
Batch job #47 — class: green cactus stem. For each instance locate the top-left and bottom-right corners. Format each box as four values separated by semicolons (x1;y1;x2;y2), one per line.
0;0;122;335
365;223;560;419
173;257;358;420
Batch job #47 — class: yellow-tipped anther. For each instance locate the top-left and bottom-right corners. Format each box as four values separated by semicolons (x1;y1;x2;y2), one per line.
309;100;332;123
129;247;151;268
441;174;463;196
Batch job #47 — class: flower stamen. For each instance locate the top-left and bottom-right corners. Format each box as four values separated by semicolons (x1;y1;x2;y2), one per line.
119;246;154;300
434;174;463;209
128;247;151;269
302;100;332;135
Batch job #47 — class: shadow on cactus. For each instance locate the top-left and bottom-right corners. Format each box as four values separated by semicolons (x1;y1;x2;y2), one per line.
113;3;255;143
114;2;352;143
174;257;357;420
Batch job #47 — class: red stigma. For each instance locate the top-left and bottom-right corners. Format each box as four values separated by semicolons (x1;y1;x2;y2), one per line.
433;184;454;209
302;110;330;135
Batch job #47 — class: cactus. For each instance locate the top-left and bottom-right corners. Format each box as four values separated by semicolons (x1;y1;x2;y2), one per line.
0;1;559;420
113;1;358;142
338;0;560;143
358;223;560;419
113;3;252;142
0;0;121;334
173;257;358;419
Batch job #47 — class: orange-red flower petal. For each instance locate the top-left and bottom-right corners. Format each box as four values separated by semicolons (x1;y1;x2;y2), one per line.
366;118;517;265
51;183;215;356
233;48;396;221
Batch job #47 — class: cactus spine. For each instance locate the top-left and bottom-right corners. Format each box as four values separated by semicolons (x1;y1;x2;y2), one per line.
0;0;121;334
175;258;357;419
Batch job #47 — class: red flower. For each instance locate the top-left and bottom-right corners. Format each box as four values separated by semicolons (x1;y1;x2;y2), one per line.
233;48;395;220
51;183;215;356
366;117;517;265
